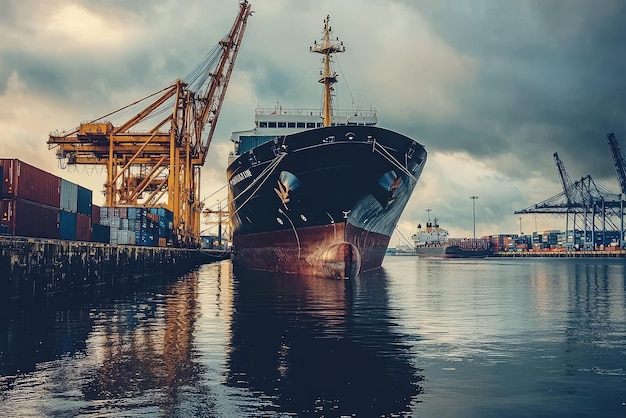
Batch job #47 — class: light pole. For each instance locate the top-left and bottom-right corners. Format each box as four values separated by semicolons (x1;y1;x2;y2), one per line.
519;217;523;235
470;196;479;239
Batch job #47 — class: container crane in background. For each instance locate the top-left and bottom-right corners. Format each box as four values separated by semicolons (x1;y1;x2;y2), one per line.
606;132;626;196
202;201;230;248
553;152;576;206
516;152;624;248
47;1;252;247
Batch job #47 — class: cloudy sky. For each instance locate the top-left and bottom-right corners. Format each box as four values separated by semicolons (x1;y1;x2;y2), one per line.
2;0;626;242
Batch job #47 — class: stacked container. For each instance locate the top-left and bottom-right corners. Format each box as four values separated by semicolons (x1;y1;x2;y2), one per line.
100;207;135;245
0;159;102;242
0;159;179;247
150;207;174;247
76;185;92;241
59;179;78;240
99;206;174;246
0;159;61;239
91;204;110;243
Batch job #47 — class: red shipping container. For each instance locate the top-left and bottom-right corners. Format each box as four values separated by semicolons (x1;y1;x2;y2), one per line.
0;159;61;208
76;213;92;241
1;197;59;239
92;204;101;224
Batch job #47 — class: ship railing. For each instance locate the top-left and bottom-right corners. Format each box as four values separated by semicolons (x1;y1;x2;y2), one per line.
255;107;377;118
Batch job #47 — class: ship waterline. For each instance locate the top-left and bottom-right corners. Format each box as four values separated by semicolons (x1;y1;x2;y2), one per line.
232;223;394;278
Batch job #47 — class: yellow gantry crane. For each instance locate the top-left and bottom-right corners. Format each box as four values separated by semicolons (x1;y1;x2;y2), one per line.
47;1;252;247
203;203;230;248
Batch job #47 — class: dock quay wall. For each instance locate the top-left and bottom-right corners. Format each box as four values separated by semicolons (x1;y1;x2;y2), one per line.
0;236;221;298
493;250;626;258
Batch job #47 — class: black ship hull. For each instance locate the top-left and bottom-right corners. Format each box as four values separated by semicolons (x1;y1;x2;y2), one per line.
227;125;426;278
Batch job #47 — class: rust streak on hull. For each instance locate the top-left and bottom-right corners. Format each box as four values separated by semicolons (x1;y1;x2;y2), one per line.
233;222;390;278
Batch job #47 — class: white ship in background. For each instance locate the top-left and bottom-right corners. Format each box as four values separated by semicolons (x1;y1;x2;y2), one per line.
412;218;492;258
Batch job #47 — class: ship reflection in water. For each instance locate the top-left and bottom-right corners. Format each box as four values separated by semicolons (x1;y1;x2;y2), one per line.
226;267;423;416
2;259;625;416
0;262;422;417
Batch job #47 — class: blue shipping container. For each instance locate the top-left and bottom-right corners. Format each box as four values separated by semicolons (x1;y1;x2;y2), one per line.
59;210;77;240
149;207;173;221
77;185;92;215
128;207;148;220
92;223;110;243
138;231;156;246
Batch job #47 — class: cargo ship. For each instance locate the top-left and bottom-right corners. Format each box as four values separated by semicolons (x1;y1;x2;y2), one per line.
412;218;492;258
227;16;427;278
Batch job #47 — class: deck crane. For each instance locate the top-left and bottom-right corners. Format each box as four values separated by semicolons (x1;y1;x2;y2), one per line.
606;132;626;196
47;1;252;247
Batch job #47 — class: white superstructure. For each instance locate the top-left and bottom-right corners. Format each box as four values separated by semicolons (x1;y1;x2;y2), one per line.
229;103;378;159
412;218;449;247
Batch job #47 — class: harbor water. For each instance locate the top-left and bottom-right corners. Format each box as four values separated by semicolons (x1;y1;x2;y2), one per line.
1;257;625;417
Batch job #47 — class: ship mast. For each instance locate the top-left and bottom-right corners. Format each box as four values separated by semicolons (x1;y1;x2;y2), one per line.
310;15;345;127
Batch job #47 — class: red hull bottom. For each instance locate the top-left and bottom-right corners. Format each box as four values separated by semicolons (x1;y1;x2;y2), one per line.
232;223;390;278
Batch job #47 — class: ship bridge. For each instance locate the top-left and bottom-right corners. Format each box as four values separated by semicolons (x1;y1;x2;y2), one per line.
230;104;378;156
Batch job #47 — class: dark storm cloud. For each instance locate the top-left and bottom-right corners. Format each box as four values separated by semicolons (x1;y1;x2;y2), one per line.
396;0;626;186
1;49;164;108
0;0;242;118
3;0;624;236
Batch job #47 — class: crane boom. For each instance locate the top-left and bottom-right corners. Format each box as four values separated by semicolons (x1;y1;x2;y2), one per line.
196;2;251;164
607;132;626;196
553;152;574;206
46;1;253;247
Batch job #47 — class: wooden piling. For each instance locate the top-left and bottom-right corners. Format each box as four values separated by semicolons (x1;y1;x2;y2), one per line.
0;237;227;298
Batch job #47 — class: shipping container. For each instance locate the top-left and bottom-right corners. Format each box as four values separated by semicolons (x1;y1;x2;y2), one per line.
92;204;101;224
149;207;174;221
98;205;173;247
158;215;171;237
117;207;128;218
1;197;59;239
92;223;110;243
128;207;147;219
115;229;135;245
77;185;92;215
76;213;91;241
0;159;61;207
138;231;156;246
59;210;77;240
60;179;78;212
